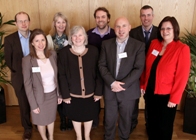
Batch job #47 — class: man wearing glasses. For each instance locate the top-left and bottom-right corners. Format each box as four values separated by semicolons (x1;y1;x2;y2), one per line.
4;11;32;140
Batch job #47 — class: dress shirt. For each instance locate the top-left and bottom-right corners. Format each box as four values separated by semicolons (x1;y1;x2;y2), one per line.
142;26;153;40
115;37;128;77
18;31;30;56
92;26;111;38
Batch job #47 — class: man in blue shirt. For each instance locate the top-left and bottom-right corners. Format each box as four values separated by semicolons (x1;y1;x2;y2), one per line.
4;11;32;140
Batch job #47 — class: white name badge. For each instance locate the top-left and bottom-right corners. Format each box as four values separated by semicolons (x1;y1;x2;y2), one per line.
151;49;159;56
118;52;127;58
32;67;40;73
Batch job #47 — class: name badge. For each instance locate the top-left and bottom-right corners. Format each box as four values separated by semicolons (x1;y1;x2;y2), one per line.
118;52;127;58
32;67;40;73
151;49;159;56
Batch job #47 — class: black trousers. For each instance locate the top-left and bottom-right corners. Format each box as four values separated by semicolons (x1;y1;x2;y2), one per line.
130;98;139;131
15;86;32;131
145;88;177;140
93;100;100;126
58;103;66;121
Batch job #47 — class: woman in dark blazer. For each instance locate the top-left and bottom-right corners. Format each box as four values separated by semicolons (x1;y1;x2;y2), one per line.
22;29;62;140
140;16;190;140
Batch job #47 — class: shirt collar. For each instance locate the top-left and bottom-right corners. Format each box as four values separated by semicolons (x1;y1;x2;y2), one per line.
18;30;30;39
142;25;153;33
92;26;111;37
116;36;129;45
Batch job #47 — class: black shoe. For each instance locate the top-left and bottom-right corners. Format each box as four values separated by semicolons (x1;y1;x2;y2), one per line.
23;129;32;140
60;121;66;131
67;119;73;130
130;125;136;134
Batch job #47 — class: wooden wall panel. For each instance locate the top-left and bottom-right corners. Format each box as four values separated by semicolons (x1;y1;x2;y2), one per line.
38;0;89;34
89;0;141;29
0;0;40;32
0;0;40;105
142;0;196;36
0;0;195;107
191;2;196;34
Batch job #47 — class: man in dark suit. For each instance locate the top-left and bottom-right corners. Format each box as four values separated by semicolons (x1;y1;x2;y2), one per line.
87;7;116;128
99;17;145;140
129;5;158;133
4;11;32;140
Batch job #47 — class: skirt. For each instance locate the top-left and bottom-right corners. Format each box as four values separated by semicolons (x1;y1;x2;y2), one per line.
31;90;57;125
64;96;99;122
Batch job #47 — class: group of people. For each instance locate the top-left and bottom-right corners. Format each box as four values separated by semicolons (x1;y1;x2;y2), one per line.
4;4;190;140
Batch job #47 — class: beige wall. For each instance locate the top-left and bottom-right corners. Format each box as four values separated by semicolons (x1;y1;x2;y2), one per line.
1;0;196;108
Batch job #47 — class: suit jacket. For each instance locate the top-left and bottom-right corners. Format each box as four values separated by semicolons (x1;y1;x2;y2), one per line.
99;37;145;100
22;51;60;110
129;25;158;53
4;31;27;93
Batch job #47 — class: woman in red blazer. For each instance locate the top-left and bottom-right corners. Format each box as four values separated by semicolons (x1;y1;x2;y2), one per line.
140;16;190;140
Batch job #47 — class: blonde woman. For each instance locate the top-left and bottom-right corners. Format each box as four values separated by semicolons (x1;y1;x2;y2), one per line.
47;12;72;131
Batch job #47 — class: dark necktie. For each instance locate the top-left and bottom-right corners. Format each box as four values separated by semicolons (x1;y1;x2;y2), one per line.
144;31;150;44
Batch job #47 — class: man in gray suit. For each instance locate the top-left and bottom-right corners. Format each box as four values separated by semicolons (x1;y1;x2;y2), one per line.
129;5;158;133
4;12;32;140
99;17;145;140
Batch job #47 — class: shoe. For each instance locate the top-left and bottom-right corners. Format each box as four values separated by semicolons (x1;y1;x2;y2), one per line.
66;119;73;130
60;121;66;131
130;125;136;134
23;130;32;140
92;124;98;129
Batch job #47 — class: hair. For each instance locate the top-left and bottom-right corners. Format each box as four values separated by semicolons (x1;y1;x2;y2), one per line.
140;5;154;11
68;25;88;46
93;7;111;19
140;5;154;16
49;12;70;36
29;29;51;58
14;11;30;22
157;16;180;42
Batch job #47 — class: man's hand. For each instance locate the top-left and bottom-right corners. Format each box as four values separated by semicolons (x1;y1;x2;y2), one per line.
111;81;125;92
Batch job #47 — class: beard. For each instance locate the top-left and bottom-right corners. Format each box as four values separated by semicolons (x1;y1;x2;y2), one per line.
97;23;108;30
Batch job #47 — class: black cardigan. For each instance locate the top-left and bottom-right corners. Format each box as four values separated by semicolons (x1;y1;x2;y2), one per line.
58;45;103;100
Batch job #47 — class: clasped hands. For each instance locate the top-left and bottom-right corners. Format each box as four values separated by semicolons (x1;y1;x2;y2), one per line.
111;81;125;92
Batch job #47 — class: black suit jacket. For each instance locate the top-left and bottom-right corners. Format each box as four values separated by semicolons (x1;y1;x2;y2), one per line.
4;31;25;93
99;37;145;100
129;25;158;53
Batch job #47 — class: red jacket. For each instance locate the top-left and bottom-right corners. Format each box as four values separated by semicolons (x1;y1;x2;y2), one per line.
140;39;190;104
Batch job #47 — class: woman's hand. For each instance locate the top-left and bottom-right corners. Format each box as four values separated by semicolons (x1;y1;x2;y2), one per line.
63;99;71;104
33;108;40;114
167;101;176;108
94;97;100;102
141;89;145;95
58;98;62;104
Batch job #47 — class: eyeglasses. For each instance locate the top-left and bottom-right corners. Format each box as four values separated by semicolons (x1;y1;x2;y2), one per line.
160;27;173;31
17;20;29;24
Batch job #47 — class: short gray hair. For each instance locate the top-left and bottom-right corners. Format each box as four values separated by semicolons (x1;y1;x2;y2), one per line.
68;25;88;46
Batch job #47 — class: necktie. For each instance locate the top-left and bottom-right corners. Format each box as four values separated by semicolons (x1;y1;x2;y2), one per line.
144;31;149;44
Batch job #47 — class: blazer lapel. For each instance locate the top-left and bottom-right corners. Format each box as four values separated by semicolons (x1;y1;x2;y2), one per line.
14;32;24;57
31;57;42;82
111;41;117;76
139;27;145;42
49;55;57;80
117;37;131;78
